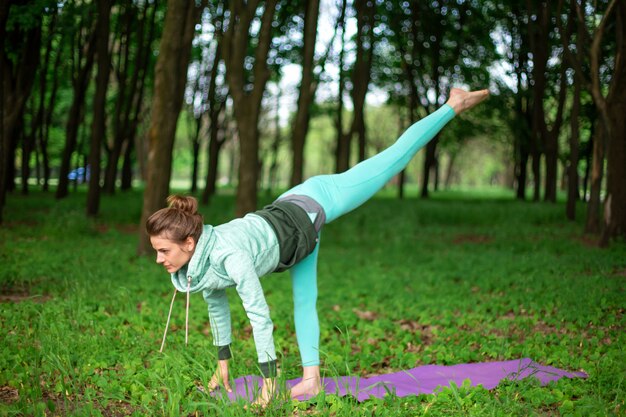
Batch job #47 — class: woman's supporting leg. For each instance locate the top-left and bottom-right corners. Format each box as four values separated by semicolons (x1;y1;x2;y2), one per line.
289;240;323;398
290;240;321;367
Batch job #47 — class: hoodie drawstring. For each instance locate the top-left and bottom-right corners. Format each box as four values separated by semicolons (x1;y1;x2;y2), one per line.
159;276;192;352
185;276;191;346
160;289;178;353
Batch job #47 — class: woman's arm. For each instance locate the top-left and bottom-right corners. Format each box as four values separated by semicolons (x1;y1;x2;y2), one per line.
202;289;233;358
223;254;278;403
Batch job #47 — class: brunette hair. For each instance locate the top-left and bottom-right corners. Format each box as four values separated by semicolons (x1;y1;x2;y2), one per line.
146;195;204;243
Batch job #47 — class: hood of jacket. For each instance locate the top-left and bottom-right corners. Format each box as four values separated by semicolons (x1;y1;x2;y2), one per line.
170;225;216;293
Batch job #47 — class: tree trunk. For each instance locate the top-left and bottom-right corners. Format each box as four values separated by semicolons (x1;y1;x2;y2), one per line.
334;0;349;173
86;0;112;217
103;5;131;195
0;2;8;223
21;105;35;194
514;94;532;200
350;0;376;165
444;151;457;189
201;39;226;205
41;28;64;192
121;0;158;192
585;123;604;234
2;9;42;197
557;0;583;217
235;108;260;215
190;116;202;193
202;110;225;204
120;137;133;190
393;26;419;199
138;0;202;254
57;29;97;199
566;64;582;220
289;0;320;187
221;0;278;217
418;25;446;198
526;0;550;202
25;15;57;194
268;89;281;193
397;106;409;199
544;63;567;203
565;26;583;220
420;135;439;198
516;149;529;199
600;97;626;245
599;1;626;245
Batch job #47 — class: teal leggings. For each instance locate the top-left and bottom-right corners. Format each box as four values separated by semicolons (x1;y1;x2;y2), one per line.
280;104;455;366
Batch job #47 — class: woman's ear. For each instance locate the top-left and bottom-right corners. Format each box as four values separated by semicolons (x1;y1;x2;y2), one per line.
184;236;196;252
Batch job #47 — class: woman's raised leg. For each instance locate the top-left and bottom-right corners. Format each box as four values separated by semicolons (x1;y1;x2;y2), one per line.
282;89;489;223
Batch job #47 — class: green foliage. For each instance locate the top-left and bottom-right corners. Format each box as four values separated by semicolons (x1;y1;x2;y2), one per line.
5;0;56;32
1;190;624;416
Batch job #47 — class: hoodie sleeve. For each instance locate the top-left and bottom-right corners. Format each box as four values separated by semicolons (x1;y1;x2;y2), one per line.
223;253;277;377
202;289;232;354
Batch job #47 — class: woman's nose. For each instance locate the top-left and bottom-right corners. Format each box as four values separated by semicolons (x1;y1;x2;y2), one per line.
156;253;164;264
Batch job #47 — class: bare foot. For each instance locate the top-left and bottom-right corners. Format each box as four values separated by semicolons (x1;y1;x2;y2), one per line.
246;378;275;409
446;88;490;114
290;366;322;399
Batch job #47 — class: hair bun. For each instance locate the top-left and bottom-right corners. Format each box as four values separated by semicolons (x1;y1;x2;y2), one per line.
166;195;198;214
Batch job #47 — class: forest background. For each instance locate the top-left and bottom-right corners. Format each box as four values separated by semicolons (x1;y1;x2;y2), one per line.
1;1;626;415
1;0;625;247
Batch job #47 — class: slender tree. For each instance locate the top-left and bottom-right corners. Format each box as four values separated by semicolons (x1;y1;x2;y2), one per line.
562;0;625;242
558;0;583;220
121;0;159;191
334;0;350;173
495;3;533;200
201;38;228;204
103;0;133;194
289;0;320;187
22;13;58;194
221;0;278;216
56;8;97;199
526;0;568;203
138;0;203;254
188;111;203;194
596;1;626;245
2;3;42;196
86;0;112;217
350;0;377;164
40;19;64;192
0;1;9;223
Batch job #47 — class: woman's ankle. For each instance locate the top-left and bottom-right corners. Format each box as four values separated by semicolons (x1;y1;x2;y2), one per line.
301;365;321;381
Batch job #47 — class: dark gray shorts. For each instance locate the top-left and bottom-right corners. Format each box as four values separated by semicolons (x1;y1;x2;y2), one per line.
254;195;326;272
276;194;326;233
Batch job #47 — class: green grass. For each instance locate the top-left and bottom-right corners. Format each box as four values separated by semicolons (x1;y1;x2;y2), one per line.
0;189;624;416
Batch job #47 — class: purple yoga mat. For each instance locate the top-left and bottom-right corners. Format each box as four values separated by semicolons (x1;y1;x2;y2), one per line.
209;358;586;402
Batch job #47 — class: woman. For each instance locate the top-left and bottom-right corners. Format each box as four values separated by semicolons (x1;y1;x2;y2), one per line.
146;88;489;405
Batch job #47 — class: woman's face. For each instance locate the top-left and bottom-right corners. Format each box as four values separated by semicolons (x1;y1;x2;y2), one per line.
150;234;195;274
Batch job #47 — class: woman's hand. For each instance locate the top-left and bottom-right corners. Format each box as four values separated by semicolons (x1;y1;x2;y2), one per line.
207;359;232;392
